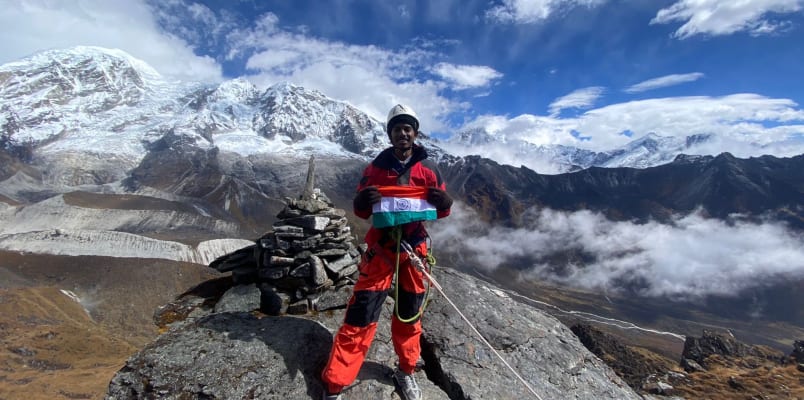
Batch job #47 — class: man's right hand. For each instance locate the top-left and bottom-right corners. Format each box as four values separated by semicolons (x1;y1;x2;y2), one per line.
353;186;381;210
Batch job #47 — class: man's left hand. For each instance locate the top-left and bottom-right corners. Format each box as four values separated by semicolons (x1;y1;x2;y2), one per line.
427;187;453;210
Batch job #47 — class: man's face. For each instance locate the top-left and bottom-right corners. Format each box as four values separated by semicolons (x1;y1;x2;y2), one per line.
390;123;417;151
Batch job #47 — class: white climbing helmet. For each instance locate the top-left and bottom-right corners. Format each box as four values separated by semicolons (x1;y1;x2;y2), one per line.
386;104;420;135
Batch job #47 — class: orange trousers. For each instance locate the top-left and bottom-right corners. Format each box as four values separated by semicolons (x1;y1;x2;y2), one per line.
321;242;427;393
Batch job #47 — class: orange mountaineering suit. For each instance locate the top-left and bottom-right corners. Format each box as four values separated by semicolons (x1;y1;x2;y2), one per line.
321;144;450;393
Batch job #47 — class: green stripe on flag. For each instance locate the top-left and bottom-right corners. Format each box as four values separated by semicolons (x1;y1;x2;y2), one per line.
372;210;438;228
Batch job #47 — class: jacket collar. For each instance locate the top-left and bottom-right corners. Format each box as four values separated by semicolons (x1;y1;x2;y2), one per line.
372;144;428;172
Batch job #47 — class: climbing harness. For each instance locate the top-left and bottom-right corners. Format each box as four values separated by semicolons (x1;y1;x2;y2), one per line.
388;226;432;323
398;238;545;400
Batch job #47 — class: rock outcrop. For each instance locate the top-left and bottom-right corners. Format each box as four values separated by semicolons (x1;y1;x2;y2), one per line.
107;268;641;399
680;329;783;369
792;340;804;364
570;323;672;391
571;325;804;399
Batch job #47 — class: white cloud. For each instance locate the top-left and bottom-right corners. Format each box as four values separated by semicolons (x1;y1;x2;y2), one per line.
224;13;476;133
432;63;503;90
457;94;804;156
431;204;804;299
245;49;303;71
0;0;223;82
624;72;705;93
548;86;605;116
487;0;608;23
651;0;804;39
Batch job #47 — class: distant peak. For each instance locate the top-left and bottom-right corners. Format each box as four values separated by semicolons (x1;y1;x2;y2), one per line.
215;78;258;95
3;46;163;82
715;152;736;160
268;81;299;93
636;132;662;142
263;81;332;106
672;154;711;163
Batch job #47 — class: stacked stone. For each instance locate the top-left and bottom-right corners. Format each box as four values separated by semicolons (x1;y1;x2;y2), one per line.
251;188;363;314
210;156;362;316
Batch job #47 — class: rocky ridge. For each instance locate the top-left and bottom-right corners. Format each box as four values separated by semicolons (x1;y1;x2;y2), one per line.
440;152;804;228
109;268;641;400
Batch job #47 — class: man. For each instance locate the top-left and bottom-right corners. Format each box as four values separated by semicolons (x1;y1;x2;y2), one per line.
321;104;453;400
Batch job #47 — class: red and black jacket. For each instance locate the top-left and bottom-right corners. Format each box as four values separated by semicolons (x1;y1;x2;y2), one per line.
354;144;450;248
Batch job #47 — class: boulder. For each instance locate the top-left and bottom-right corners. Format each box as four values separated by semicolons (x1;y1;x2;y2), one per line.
110;267;641;399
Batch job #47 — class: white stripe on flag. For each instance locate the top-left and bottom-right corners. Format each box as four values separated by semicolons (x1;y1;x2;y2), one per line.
373;197;435;214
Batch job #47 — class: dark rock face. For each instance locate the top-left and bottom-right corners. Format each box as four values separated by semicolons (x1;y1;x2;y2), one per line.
792;340;804;363
109;268;641;399
681;329;783;368
439;153;804;228
127;131;224;198
570;323;670;389
420;270;641;399
664;330;802;399
107;313;333;399
682;330;752;366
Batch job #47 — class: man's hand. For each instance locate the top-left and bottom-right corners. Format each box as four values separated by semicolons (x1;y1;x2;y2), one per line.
353;186;381;210
427;187;453;210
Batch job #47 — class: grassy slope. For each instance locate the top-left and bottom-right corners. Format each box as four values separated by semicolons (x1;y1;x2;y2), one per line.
0;252;220;399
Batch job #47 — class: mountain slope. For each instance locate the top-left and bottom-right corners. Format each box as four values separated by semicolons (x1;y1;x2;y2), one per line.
439;153;804;228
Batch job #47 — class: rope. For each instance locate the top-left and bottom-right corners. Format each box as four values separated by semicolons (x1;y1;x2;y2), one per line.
401;240;544;400
389;227;430;323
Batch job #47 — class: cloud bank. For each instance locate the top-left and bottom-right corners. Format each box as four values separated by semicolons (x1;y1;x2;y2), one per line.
430;204;804;299
453;93;804;157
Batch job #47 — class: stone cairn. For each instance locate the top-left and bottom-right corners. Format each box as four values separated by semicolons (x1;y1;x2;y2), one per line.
209;156;363;315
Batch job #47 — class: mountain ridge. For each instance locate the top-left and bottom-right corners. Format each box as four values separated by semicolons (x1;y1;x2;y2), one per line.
439;152;804;228
4;46;783;175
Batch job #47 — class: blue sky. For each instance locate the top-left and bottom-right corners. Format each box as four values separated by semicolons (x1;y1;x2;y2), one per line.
2;0;804;154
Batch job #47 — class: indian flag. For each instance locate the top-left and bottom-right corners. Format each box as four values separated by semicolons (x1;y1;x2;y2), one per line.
371;186;437;228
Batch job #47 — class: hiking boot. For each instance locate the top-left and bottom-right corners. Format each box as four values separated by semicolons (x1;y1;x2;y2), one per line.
393;368;423;400
321;392;342;400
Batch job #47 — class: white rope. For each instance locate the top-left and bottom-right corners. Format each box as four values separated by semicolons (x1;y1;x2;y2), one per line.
401;241;544;400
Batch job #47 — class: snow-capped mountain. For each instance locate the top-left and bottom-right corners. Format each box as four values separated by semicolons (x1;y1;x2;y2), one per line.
2;46;741;180
0;46;402;263
591;132;714;169
0;46;395;185
444;127;719;174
